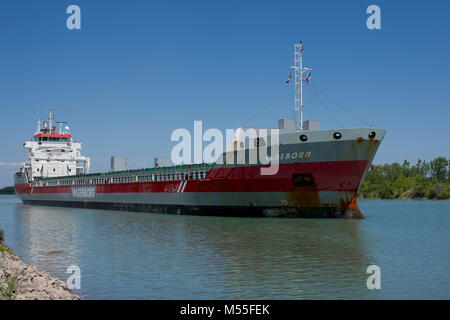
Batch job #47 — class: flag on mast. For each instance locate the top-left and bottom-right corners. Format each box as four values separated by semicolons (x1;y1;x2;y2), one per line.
303;72;311;83
286;72;292;84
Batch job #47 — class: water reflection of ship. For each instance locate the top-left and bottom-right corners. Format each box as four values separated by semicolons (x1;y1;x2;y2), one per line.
176;216;377;298
11;204;378;298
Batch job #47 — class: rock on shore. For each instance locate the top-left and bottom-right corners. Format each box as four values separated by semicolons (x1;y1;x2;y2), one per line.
0;247;80;300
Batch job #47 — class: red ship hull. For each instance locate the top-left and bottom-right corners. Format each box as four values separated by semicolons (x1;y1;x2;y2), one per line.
15;128;385;218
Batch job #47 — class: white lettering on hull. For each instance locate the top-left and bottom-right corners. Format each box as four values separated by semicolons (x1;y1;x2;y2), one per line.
279;151;311;160
72;186;96;198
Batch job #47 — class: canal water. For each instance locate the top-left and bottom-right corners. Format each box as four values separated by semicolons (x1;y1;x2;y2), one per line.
0;195;448;299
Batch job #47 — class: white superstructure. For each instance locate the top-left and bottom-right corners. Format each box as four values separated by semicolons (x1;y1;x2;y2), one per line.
18;109;90;181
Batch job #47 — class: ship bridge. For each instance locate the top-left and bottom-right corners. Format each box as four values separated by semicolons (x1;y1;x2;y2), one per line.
18;109;90;181
33;133;72;142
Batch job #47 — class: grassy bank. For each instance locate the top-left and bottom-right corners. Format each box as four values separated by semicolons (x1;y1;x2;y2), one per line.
359;157;450;199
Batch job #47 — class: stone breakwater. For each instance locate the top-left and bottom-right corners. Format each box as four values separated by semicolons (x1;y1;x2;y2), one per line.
0;247;80;300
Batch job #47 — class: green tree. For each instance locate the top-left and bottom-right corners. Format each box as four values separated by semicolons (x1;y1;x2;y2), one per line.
430;157;448;181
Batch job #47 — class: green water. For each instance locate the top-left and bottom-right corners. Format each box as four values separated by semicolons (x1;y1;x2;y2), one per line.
0;195;448;299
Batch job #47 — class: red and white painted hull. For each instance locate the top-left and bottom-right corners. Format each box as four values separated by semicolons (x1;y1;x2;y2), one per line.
15;128;386;218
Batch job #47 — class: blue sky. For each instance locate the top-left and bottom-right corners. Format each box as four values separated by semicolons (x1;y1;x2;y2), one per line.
0;0;449;187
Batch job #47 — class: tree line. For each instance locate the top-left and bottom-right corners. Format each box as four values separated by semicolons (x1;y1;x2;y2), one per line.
358;157;450;199
0;187;14;195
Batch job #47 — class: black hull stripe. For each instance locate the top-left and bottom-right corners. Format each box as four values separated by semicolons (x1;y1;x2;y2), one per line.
22;200;344;218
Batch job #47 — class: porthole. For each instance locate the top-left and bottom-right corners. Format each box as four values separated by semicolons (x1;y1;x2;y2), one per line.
368;131;376;139
333;132;342;140
299;134;308;142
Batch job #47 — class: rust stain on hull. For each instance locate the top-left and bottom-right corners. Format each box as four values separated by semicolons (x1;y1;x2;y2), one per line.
288;189;321;208
343;196;364;219
288;187;337;218
287;188;363;218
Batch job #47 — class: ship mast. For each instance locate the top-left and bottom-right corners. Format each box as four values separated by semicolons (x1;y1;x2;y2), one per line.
291;41;311;131
48;109;54;133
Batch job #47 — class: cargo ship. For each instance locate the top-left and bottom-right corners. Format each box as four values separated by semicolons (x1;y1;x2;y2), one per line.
14;42;386;218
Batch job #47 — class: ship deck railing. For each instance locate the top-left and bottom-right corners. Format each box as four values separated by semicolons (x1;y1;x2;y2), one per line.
31;163;216;187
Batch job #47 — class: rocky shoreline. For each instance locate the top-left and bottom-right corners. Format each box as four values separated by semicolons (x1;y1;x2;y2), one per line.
0;245;80;300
